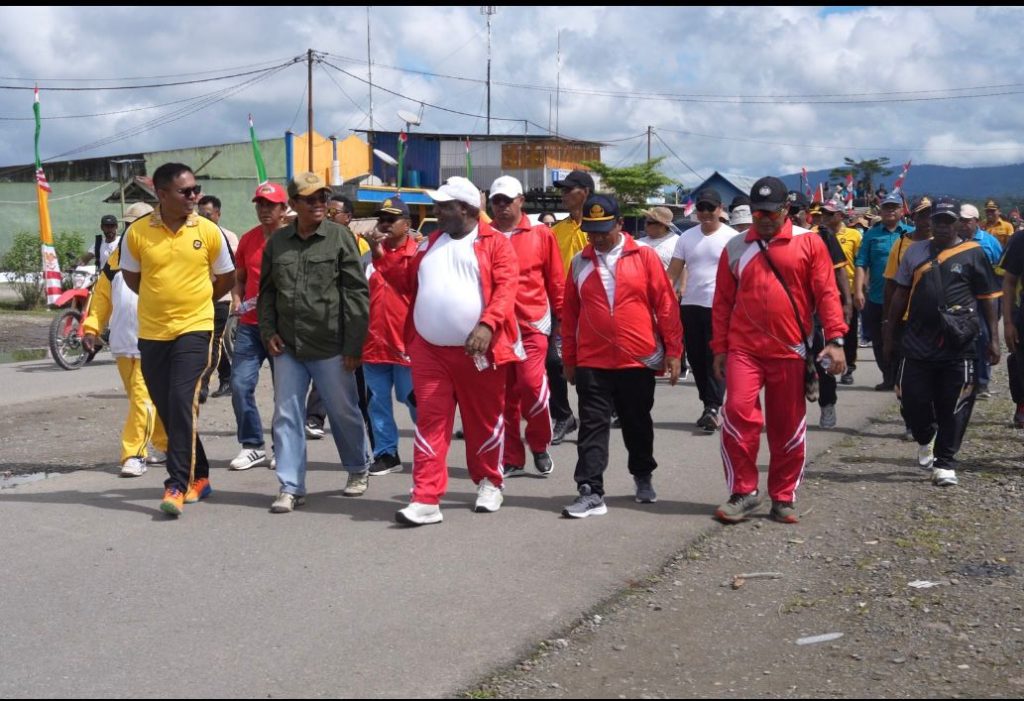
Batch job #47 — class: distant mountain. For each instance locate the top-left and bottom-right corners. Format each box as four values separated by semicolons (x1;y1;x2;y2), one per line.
780;163;1024;202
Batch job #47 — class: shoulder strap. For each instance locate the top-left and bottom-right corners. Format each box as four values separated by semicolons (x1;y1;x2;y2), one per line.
756;239;812;356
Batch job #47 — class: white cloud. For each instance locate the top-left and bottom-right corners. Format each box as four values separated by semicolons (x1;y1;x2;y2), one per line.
1;6;1023;185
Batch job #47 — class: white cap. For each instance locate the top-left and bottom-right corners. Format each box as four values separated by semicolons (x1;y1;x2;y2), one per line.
427;176;481;209
729;204;753;226
489;175;523;199
959;203;979;220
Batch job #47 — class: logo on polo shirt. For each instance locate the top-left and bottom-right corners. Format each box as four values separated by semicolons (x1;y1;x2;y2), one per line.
193;240;202;250
951;263;963;275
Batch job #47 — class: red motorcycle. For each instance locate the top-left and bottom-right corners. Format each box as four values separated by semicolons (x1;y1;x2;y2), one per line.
49;264;100;370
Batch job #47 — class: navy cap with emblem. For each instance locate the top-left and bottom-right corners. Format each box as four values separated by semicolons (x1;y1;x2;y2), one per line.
931;196;959;220
580;194;620;233
749;177;788;211
376;195;410;218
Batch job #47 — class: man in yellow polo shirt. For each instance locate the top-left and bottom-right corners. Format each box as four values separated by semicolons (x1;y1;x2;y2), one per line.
546;169;594;443
984;198;1015;248
120;162;236;516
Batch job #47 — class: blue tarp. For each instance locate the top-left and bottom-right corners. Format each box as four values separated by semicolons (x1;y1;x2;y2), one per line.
357;188;433;206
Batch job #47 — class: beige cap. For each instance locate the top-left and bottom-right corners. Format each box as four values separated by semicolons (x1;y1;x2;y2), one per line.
288;172;331;198
642;206;674;226
122;202;154;223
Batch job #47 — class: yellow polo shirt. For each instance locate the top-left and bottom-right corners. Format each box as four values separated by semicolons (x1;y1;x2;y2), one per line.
551;216;589;277
120;209;234;340
834;226;862;287
986;218;1014;248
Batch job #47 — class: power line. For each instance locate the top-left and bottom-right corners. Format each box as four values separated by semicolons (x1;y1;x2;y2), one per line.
653;132;706;182
0;85;246;121
0;56;303;82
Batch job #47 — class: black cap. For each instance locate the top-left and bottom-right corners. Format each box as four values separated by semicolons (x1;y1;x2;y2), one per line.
728;194;750;212
695;188;722;207
376;195;410;218
580;194;620;233
931;196;959;220
101;214;118;227
553;169;595;192
787;190;810;210
749;177;789;212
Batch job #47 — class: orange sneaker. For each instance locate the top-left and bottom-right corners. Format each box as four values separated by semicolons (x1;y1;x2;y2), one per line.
160;487;185;516
185;478;212;504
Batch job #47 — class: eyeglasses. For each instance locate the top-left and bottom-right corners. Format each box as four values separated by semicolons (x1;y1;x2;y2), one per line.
490;196;515;207
295;192;329;205
695;203;718;213
169;185;202;198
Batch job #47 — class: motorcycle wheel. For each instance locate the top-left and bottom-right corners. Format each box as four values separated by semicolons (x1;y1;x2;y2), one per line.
221;314;238;364
49;309;88;370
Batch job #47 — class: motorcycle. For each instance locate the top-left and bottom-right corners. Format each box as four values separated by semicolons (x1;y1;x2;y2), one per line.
49;264;100;370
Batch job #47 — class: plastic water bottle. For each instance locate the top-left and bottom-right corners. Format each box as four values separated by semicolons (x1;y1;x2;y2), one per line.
819;355;832;371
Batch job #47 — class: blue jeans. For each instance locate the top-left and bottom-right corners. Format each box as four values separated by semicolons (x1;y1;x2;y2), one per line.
363;362;417;458
230;324;271;448
272;351;370;496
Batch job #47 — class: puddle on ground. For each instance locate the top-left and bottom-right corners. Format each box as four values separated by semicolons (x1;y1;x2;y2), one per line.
0;471;54;489
0;348;48;364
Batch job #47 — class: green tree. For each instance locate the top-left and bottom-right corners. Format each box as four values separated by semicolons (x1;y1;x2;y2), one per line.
2;230;85;309
580;157;676;215
829;157;893;200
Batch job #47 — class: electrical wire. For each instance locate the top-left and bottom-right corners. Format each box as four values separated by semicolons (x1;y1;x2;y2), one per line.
653;132;706;182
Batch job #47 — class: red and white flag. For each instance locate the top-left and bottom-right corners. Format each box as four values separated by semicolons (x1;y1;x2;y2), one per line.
892;160;912;194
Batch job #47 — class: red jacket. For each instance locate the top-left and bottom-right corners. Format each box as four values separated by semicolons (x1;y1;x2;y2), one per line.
363;236;417;365
375;220;525;366
711;220;848;359
562;234;683;371
500;214;565;334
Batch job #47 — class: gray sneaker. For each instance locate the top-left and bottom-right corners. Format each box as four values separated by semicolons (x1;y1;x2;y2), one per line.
342;470;370;497
819;404;837;429
634;474;657;503
714;491;762;523
562;484;607;519
270;492;306;513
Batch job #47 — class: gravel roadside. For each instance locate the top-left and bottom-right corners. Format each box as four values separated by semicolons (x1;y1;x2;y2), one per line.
467;363;1024;698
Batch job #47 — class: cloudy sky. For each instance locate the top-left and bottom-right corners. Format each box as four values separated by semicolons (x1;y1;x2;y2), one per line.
2;5;1024;186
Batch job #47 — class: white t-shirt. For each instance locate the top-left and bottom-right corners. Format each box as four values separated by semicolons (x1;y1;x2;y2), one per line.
595;238;626;310
671;224;739;307
413;229;484;346
637;233;679;270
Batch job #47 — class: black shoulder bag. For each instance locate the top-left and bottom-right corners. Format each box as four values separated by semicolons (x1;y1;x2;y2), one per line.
929;248;979;350
756;240;819;402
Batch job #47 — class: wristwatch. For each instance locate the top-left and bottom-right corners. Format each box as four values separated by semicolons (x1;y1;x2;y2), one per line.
827;337;845;348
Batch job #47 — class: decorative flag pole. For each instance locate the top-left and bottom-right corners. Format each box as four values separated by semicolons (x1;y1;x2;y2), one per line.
891;159;912;194
465;137;473;180
397;130;407;189
33;87;61;306
801;167;811;200
249;114;268;185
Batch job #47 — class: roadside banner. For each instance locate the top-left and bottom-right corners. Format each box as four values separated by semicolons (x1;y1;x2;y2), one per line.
33;87;61;305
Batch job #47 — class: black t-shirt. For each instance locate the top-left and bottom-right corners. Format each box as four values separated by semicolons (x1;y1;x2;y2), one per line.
896;239;1001;361
999;229;1024;311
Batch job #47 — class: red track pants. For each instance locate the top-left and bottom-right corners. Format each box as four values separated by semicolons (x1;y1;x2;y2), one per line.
719;351;807;503
408;334;507;505
504;330;553;467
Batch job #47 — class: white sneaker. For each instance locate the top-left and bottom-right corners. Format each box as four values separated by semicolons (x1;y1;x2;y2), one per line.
269;456;276;470
932;467;958;487
395;502;443;526
474;481;504;513
917;438;936;470
270;492;306;513
120;456;147;477
342;470;370;497
145;449;166;465
230;447;267;471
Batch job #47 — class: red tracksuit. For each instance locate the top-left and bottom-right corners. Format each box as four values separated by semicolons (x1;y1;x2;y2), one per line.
711;221;848;502
501;214;566;467
375;222;523;505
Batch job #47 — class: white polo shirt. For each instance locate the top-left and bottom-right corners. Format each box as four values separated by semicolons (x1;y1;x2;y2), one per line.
413;229;484;346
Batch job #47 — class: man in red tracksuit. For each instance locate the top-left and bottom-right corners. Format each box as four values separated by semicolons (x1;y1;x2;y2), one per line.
711;176;848;525
488;175;565;479
561;194;683;518
371;176;524;526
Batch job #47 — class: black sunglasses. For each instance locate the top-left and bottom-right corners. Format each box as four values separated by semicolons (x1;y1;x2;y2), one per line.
695;202;718;213
295;192;329;205
170;185;202;198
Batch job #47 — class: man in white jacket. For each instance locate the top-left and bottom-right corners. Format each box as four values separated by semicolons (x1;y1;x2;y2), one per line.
83;202;168;476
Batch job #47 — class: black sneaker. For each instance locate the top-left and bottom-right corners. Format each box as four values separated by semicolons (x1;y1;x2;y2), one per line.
696;407;721;433
305;419;325;440
533;451;553;477
839;369;854;385
562;484;607;519
610;412;622;429
874;382;895;392
211;381;232;398
368;452;402;476
634;474;657;503
551;416;578;445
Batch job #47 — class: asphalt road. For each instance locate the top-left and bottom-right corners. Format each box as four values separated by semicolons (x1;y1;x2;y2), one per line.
0;353;893;698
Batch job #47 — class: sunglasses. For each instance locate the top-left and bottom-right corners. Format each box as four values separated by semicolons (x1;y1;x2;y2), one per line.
695;202;718;213
326;208;350;218
377;215;398;225
490;196;516;207
169;185;202;198
295;192;329;205
752;207;787;220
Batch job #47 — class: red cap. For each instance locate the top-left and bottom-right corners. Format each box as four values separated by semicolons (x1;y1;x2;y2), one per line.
251;182;287;204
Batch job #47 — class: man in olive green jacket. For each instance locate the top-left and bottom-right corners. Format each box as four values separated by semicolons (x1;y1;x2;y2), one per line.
259;172;371;513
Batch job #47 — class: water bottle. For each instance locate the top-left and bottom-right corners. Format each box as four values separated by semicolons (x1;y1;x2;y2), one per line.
819;355;832;371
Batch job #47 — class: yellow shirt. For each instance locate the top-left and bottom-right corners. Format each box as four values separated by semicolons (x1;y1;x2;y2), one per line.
883;233;927;280
986;218;1014;248
120;209;233;340
834;227;862;287
551;216;589;277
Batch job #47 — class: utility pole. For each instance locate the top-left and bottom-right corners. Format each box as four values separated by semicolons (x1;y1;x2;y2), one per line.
482;6;496;135
307;48;315;171
555;30;561;138
647;125;652;163
367;7;374;143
